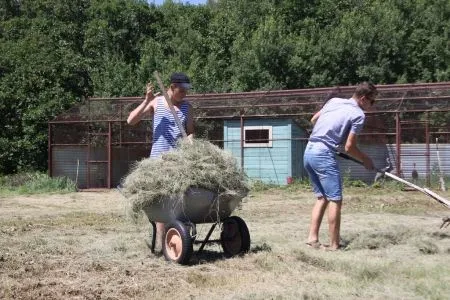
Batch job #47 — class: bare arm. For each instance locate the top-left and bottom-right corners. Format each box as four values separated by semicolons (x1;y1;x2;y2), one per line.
344;132;374;170
127;98;154;125
311;111;321;125
127;83;158;125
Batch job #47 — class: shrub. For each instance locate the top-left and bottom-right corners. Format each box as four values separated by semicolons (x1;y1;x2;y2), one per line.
0;172;77;195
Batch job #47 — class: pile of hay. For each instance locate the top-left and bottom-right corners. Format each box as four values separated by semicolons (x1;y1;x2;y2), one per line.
121;139;249;214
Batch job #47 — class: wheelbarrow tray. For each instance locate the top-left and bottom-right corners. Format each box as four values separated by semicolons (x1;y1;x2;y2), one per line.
142;187;244;224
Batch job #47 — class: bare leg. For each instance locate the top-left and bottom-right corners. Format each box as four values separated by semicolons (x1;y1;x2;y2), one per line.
327;201;342;249
155;222;165;252
307;197;328;243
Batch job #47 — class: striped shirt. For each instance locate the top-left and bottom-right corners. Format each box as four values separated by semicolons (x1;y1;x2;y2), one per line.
150;96;189;158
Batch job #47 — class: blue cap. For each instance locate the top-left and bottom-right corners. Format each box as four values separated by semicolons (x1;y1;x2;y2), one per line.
170;72;191;89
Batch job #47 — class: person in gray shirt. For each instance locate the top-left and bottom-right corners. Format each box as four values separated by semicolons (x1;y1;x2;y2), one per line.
304;82;377;250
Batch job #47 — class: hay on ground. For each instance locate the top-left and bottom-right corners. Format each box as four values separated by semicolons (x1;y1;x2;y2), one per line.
121;139;249;214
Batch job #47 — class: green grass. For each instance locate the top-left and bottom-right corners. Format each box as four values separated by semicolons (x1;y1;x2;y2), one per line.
0;172;77;196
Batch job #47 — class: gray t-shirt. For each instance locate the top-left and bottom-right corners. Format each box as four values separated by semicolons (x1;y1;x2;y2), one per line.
309;97;365;150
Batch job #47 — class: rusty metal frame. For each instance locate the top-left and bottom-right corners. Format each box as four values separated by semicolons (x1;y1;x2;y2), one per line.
48;81;450;188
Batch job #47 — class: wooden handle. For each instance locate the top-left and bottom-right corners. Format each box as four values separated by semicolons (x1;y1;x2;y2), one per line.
153;71;188;138
336;151;364;165
337;151;450;209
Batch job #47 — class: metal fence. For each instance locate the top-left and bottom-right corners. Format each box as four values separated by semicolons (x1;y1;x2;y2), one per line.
48;82;450;188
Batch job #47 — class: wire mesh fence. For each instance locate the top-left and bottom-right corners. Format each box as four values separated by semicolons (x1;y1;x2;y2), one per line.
49;82;450;188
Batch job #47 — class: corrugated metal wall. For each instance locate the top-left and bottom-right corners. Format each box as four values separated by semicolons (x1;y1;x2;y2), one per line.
52;146;88;188
52;145;151;189
339;143;450;184
112;145;151;187
52;141;449;188
337;144;392;183
397;144;450;181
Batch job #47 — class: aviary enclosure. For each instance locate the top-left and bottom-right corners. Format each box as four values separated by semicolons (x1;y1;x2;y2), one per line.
48;82;450;189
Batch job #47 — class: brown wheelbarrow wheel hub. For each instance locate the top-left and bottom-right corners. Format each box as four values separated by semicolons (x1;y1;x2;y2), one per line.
163;221;193;265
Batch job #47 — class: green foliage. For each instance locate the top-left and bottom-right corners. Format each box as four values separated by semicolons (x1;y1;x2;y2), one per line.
0;172;77;195
249;180;278;192
249;177;310;192
0;0;90;173
281;178;312;192
1;0;450;174
343;178;368;188
342;168;368;188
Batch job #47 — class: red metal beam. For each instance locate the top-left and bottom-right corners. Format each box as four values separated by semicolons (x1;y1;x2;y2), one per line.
425;113;430;186
108;121;112;189
194;107;450;120
396;112;401;177
87;81;450;102
48;123;52;177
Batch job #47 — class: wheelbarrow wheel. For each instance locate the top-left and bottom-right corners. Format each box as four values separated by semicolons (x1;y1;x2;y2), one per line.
220;216;250;258
163;220;193;265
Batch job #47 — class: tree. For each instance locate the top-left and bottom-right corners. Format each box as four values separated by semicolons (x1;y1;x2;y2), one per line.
0;0;90;173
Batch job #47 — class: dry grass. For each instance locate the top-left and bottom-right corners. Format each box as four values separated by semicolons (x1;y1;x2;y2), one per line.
121;139;248;214
1;187;450;299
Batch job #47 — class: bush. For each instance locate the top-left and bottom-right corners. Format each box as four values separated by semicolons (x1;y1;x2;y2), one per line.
249;178;311;192
343;178;368;188
0;172;77;195
282;178;311;192
249;180;278;192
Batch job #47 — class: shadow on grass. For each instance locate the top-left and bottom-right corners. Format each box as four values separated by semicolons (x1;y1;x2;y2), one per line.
192;249;227;264
250;242;272;253
189;243;273;265
430;231;450;239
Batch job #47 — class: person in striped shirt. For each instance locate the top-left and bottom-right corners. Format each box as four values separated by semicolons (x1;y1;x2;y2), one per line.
127;72;194;252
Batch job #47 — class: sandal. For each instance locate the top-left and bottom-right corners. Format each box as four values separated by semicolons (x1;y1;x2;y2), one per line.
305;241;321;249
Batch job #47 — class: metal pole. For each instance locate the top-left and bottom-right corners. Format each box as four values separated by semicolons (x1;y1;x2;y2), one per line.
87;123;90;189
425;112;430;187
395;112;401;176
436;137;446;191
108;121;112;189
48;123;52;177
119;103;123;146
240;114;244;170
197;223;217;254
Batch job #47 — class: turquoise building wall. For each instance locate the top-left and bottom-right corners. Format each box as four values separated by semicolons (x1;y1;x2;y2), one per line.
224;118;307;185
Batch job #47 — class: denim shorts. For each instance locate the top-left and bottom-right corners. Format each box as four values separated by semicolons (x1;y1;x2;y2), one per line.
303;142;342;201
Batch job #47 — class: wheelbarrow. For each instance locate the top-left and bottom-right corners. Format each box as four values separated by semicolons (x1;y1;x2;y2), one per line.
135;72;250;264
142;187;250;265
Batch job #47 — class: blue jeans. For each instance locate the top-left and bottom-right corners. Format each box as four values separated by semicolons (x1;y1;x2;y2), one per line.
304;142;342;201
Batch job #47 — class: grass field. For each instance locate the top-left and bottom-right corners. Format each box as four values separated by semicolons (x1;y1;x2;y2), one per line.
1;186;449;299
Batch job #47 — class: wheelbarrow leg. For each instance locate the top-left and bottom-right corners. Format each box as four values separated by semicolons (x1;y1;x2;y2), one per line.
147;221;157;253
198;223;217;254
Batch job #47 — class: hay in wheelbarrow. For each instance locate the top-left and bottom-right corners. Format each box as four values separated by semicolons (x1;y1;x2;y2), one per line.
121;139;249;217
